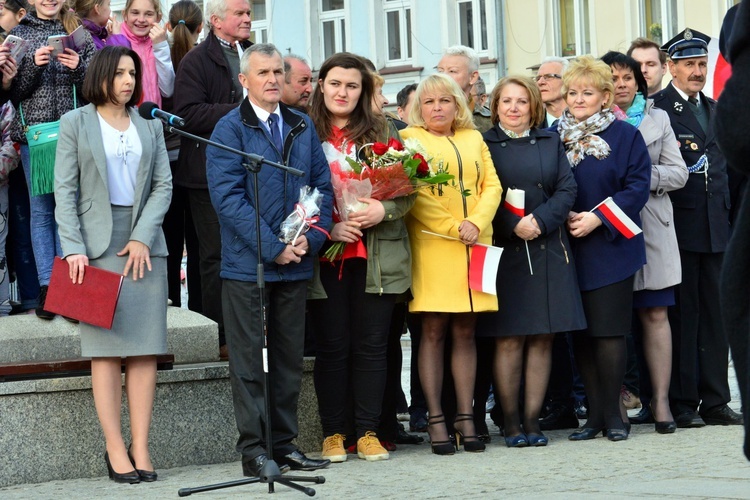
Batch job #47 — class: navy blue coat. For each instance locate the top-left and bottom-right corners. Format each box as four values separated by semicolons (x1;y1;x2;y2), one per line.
476;126;586;336
206;101;333;282
568;119;650;291
652;83;731;253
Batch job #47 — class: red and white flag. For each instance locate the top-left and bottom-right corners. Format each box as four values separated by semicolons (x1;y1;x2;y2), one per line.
593;197;642;239
469;244;503;295
503;188;525;217
503;187;533;275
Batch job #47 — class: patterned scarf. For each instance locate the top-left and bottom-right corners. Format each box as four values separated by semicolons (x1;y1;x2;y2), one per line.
500;126;530;139
121;21;159;106
557;108;615;166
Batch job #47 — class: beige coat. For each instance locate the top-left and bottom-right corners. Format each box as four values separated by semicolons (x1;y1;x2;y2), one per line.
634;101;689;291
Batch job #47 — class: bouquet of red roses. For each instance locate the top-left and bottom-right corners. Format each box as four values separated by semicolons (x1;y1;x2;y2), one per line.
323;137;453;260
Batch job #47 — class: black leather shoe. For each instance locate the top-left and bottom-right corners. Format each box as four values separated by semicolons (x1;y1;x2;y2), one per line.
395;426;424;444
568;426;605;441
674;411;706;428
701;405;743;426
539;405;580;431
242;455;290;477
655;420;677;434
127;446;158;482
629;406;654;424
275;450;330;471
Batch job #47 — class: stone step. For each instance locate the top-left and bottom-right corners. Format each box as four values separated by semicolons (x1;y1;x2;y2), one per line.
0;307;219;365
0;359;322;488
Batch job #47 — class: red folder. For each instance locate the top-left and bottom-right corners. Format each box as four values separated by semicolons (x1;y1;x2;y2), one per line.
45;257;124;329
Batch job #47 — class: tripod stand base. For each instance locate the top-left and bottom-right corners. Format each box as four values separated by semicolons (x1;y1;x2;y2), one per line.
177;459;325;497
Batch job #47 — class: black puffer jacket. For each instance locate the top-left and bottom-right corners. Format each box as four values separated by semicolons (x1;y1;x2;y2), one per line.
8;13;96;143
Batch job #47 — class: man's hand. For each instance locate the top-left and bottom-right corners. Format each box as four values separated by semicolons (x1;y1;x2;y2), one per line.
275;244;306;265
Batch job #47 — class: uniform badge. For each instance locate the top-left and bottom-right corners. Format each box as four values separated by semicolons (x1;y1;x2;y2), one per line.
691;142;699;151
674;101;683;112
685;29;693;40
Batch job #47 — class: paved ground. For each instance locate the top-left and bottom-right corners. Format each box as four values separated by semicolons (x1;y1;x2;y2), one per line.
2;345;749;499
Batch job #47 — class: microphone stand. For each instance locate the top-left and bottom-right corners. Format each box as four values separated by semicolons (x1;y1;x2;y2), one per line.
167;125;325;497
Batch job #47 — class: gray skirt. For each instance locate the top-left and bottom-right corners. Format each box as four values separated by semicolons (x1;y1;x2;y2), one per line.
80;206;168;357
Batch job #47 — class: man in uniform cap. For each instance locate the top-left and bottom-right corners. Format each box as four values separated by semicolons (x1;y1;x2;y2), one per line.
652;28;743;428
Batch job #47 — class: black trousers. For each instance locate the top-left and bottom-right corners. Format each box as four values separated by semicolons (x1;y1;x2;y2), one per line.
163;180;201;311
188;188;224;345
669;250;731;414
311;259;395;439
223;278;306;461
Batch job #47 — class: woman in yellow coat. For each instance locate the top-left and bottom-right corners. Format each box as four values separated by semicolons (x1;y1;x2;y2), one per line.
401;73;501;455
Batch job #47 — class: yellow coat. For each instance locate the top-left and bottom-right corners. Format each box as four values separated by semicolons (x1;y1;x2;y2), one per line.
401;127;501;313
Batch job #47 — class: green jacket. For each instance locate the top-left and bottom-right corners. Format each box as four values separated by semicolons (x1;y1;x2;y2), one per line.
309;120;415;297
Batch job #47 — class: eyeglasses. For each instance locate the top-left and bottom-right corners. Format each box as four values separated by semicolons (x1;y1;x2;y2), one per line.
534;73;562;82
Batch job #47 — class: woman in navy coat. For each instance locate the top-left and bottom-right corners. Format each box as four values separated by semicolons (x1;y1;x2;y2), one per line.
557;56;650;442
478;76;586;447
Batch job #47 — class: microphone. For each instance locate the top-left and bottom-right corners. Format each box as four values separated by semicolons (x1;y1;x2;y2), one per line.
138;101;186;127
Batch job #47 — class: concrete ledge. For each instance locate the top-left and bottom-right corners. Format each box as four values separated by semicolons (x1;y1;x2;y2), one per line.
0;308;219;365
0;359;322;487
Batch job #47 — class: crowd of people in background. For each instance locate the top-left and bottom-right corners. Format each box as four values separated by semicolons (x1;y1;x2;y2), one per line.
0;0;748;483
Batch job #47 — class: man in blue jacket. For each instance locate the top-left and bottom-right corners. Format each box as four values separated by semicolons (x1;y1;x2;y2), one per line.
207;43;333;477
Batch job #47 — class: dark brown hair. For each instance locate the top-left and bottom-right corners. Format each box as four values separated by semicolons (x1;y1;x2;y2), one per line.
309;52;385;146
83;46;143;107
169;0;203;71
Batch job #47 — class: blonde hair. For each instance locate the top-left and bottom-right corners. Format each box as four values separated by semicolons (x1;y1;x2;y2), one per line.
489;76;545;129
123;0;163;21
372;72;384;88
562;55;614;109
43;0;81;34
409;73;475;132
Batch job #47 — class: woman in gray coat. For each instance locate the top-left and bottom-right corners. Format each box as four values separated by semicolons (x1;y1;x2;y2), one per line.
603;51;688;433
54;47;172;483
478;76;586;447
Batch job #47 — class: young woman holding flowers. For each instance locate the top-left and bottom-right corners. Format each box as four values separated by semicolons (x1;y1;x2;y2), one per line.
308;52;414;463
402;73;501;455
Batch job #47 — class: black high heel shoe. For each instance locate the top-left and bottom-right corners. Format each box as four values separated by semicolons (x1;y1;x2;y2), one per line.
568;426;605;441
454;413;486;452
650;403;676;434
427;414;456;455
606;427;629;441
104;452;140;484
128;446;158;482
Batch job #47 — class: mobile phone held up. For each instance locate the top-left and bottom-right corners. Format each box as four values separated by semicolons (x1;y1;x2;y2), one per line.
2;35;29;61
47;26;86;58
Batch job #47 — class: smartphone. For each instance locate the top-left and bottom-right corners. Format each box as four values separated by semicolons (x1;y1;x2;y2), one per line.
2;35;28;61
47;34;69;58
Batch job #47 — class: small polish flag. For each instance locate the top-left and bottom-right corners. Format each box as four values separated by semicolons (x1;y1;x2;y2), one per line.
593;197;642;239
503;188;525;217
469;244;503;295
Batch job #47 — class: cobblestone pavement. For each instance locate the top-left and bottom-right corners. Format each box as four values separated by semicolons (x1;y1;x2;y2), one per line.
2;345;748;499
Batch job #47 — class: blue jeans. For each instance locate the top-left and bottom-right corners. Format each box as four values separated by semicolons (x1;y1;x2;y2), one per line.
7;167;39;309
20;145;60;286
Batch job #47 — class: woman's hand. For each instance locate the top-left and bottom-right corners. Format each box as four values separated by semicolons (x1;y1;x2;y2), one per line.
117;240;152;281
65;254;89;284
349;198;385;229
149;23;168;44
108;15;123;34
1;57;17;90
0;45;11;68
568;211;602;238
57;48;80;70
330;220;363;243
458;220;480;246
34;46;54;67
514;214;541;241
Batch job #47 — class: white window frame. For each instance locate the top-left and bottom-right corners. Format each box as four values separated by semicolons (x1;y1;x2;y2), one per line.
456;0;489;55
383;0;413;65
251;1;269;44
639;0;679;45
320;0;348;61
553;0;591;57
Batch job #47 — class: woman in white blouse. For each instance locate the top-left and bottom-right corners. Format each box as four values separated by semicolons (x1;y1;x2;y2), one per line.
54;46;172;484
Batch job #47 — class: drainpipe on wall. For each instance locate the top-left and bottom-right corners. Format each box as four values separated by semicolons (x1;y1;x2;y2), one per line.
496;0;507;78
